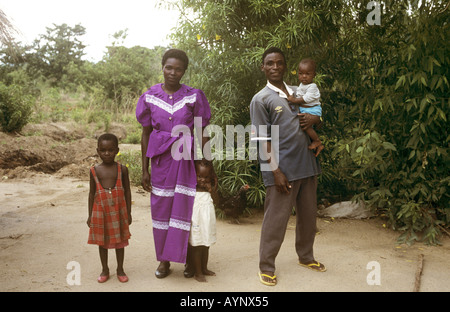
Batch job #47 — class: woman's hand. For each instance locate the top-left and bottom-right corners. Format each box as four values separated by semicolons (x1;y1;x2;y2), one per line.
142;170;152;192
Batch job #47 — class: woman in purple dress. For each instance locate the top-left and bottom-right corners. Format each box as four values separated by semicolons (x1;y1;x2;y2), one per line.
136;49;215;278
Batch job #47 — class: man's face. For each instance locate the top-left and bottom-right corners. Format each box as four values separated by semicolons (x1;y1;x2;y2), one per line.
261;52;286;84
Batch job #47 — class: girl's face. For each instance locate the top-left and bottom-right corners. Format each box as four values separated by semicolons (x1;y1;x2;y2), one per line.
97;140;119;165
196;164;211;188
298;63;316;85
162;57;186;87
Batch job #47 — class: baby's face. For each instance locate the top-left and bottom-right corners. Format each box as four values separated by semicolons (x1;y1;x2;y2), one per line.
298;63;316;85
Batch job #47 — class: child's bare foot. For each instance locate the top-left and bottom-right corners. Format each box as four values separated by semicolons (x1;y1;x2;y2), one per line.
314;144;324;157
203;269;216;276
194;273;207;282
308;140;322;150
309;141;324;157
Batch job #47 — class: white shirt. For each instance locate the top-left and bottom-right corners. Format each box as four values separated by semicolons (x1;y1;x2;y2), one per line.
295;83;321;106
266;81;294;99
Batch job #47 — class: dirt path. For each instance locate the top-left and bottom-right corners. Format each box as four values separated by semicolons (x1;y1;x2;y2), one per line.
0;122;449;292
1;175;449;292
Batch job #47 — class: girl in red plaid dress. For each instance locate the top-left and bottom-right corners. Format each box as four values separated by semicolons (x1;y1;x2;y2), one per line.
87;133;132;283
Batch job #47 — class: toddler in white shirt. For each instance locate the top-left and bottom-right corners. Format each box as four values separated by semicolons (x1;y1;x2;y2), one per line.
288;58;324;157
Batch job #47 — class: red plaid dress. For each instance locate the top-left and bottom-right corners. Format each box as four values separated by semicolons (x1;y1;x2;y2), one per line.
88;163;131;248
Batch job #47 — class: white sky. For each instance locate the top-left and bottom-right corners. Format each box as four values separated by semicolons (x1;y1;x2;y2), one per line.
0;0;181;62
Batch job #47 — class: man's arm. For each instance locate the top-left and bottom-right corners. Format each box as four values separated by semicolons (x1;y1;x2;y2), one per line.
262;141;291;194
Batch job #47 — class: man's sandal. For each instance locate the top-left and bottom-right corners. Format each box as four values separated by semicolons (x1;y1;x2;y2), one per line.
299;261;327;272
259;272;277;286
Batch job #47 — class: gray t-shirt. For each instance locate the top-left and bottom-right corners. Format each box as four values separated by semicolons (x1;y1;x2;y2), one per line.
250;82;321;187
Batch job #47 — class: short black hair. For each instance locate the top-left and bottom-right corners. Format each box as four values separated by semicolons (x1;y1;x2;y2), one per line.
195;159;213;170
162;49;189;70
262;47;286;65
97;133;118;148
299;58;317;72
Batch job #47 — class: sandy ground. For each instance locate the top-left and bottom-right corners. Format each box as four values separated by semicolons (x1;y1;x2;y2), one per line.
0;123;449;292
1;175;449;293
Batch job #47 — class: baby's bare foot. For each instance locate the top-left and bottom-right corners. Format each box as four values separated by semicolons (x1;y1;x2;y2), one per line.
309;141;324;157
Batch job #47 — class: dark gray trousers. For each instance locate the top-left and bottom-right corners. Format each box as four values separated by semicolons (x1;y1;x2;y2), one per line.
259;176;318;273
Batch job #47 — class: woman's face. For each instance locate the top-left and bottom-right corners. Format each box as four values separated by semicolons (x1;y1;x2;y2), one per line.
162;57;186;87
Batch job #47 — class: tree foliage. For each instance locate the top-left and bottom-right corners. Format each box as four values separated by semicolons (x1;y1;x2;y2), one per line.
28;23;87;86
87;30;165;107
0;24;165;124
0;2;448;244
169;0;449;244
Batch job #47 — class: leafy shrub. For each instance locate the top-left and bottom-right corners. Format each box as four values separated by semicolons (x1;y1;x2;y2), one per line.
116;150;142;186
331;4;449;245
171;0;449;244
0;83;33;133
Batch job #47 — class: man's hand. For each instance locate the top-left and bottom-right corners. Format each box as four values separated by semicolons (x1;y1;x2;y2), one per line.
273;168;291;194
298;113;321;131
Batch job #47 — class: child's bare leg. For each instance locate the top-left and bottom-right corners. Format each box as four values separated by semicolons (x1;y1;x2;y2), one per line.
115;248;125;276
192;246;207;282
184;244;194;278
201;246;215;276
305;127;324;157
99;246;109;276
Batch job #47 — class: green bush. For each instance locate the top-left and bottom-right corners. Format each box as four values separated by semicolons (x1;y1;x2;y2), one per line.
116;150;142;186
0;83;33;133
171;0;449;244
330;3;449;245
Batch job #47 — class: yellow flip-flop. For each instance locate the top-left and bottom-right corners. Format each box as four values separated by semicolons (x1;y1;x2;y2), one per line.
259;272;277;286
299;261;327;272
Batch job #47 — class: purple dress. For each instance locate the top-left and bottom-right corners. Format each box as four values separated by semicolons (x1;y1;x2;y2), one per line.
136;83;211;263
